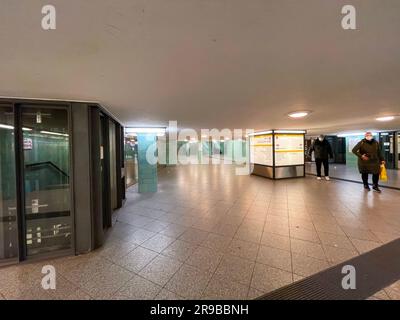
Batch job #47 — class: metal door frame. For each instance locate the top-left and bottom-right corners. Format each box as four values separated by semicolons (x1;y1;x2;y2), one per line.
0;103;19;266
15;102;75;262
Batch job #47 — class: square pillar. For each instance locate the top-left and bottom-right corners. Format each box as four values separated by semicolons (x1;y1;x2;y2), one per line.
137;134;158;193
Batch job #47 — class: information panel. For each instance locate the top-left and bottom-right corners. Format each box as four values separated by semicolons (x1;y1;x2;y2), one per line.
250;134;273;166
274;134;304;166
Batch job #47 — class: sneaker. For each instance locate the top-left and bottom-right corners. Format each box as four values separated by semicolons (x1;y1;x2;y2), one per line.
373;185;382;193
317;177;322;180
364;185;371;191
325;176;330;181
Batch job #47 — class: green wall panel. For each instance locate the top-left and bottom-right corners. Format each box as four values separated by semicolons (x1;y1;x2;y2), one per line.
23;133;69;193
138;134;157;193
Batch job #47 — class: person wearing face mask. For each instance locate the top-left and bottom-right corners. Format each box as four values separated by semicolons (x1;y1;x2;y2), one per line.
308;135;334;181
352;132;385;192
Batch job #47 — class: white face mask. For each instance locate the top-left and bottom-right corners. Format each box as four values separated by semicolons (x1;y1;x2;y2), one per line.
318;137;324;141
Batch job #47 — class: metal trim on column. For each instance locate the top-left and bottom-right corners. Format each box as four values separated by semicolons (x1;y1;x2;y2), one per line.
14;103;26;261
272;132;276;179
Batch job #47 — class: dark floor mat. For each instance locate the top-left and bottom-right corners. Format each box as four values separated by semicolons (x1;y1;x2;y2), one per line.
258;238;400;300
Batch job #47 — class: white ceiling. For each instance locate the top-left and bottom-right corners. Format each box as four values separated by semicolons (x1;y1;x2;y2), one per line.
1;0;400;134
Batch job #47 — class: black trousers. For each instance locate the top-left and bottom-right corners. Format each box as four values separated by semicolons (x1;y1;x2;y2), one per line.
315;158;329;177
362;173;379;186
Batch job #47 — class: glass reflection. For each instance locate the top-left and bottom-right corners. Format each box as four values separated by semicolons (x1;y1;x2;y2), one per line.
0;106;18;262
22;107;72;256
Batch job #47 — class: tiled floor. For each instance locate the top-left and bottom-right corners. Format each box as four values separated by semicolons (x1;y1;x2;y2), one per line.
1;162;400;300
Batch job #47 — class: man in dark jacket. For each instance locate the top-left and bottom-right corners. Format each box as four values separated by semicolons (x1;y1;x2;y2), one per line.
352;132;385;192
309;135;333;180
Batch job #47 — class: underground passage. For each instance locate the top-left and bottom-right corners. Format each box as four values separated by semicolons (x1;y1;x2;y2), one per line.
0;0;400;309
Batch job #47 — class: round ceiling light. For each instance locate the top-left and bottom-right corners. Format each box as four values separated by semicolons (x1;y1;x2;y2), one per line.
376;116;395;122
288;111;311;118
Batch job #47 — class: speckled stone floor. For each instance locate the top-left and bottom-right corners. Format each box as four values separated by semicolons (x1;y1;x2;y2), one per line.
1;163;400;300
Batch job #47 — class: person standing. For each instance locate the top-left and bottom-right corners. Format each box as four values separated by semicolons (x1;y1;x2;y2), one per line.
352;132;385;192
309;135;334;180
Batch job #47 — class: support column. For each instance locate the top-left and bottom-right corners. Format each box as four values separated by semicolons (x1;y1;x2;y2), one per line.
167;123;177;166
137;133;158;193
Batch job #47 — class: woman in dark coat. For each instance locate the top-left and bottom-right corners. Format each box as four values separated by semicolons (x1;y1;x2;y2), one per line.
352;132;385;192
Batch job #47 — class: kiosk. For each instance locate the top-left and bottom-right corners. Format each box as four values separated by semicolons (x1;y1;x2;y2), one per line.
249;130;306;179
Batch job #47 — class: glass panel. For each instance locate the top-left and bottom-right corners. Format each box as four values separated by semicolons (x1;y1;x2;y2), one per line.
125;134;138;187
109;120;117;210
398;132;400;169
379;132;395;169
0;106;18;262
100;115;106;228
21;106;72;256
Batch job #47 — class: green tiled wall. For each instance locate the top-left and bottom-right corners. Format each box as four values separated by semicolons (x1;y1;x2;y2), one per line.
138;134;158;193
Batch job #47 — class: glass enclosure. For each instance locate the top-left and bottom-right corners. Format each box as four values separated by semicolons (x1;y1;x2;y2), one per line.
0;106;18;263
1;99;125;264
21;106;72;257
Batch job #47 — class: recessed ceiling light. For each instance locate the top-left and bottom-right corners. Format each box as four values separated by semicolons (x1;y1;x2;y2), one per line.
288;111;310;118
376;116;395;122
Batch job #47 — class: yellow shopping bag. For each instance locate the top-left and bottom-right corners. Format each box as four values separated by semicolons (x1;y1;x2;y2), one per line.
380;164;388;181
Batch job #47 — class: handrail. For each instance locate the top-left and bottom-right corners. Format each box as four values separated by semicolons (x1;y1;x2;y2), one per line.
25;161;69;178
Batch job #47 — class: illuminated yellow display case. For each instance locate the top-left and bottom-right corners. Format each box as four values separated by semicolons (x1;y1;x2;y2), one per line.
249;130;306;179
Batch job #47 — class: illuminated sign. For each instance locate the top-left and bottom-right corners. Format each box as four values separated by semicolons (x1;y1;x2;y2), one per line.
23;138;33;150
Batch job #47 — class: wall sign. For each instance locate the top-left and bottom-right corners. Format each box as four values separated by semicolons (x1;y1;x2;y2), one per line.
250;134;273;166
274;134;304;166
23;138;33;150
